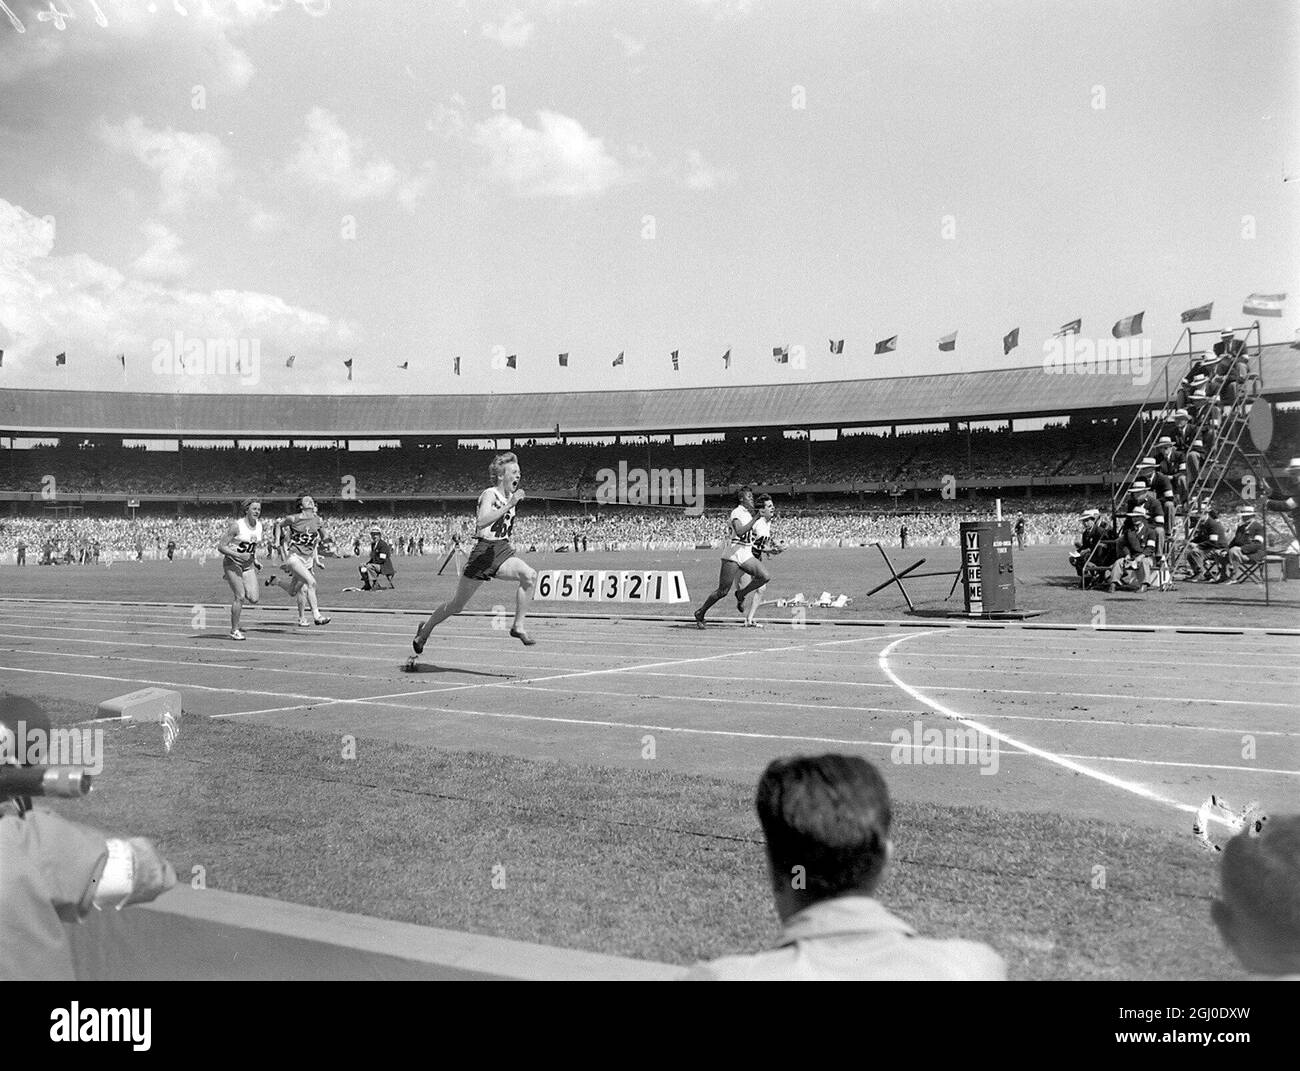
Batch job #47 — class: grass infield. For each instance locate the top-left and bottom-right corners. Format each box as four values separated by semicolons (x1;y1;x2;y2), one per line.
31;692;1244;981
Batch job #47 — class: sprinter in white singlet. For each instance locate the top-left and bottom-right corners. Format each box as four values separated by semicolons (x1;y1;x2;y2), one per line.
217;499;264;641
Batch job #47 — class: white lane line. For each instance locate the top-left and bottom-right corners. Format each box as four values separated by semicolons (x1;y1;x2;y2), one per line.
494;683;922;717
0;610;759;655
6;594;1300;637
631;665;1296;698
915;683;1293;709
4;609;1290;678
205;697;1300;777
966;710;1299;738
1053;754;1298;777
0;631;577;676
213;632;892;718
0;644;539;692
878;631;1208;819
0;664;336;702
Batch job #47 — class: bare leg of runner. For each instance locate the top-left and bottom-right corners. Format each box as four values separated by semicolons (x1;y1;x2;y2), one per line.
224;563;248;635
284;556;328;623
734;558;771;611
414;573;483;653
496;556;538;644
695;560;740;626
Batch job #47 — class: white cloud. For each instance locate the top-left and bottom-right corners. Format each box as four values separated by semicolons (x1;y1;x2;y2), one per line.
688;0;759;18
287;108;429;205
99;117;233;215
132;221;190;282
612;30;646;58
0;0;274;90
683;149;735;190
482;10;535;49
0;197;358;389
427;100;467;141
471;111;627;198
241;199;286;234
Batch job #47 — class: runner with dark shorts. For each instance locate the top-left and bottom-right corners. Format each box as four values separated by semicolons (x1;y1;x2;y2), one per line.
410;452;538;664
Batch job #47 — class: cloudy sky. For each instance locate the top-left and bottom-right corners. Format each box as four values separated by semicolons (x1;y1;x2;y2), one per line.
0;0;1296;396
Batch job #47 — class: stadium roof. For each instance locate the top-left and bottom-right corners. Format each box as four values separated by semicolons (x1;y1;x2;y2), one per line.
3;344;1298;438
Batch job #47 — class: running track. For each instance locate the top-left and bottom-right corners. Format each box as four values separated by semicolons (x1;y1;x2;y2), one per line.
0;598;1295;833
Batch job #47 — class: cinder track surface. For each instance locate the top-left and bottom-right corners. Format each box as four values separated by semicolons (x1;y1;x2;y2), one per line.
3;584;1294;835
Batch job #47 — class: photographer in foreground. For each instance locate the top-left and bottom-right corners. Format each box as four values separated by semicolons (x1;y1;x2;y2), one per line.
0;695;176;981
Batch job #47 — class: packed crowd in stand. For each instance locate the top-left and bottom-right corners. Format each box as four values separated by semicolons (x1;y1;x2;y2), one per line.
0;492;1274;567
18;419;1299;497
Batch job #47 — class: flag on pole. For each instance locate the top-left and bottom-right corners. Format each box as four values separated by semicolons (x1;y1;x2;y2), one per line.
829;339;844;354
670;350;679;371
1003;328;1019;355
54;352;66;366
1180;301;1213;323
1112;312;1144;338
398;361;408;370
1054;319;1082;337
118;353;125;369
286;354;296;368
874;336;897;355
558;352;568;367
1243;292;1286;317
555;422;561;438
937;332;957;352
453;355;461;376
722;348;731;369
343;358;353;380
506;354;517;369
773;346;789;364
612;351;624;367
0;350;4;368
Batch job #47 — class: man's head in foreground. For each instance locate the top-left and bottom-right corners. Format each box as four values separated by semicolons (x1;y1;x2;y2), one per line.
1211;814;1300;976
756;754;892;922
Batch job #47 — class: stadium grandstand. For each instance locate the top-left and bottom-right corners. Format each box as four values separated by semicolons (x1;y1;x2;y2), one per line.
4;343;1298;563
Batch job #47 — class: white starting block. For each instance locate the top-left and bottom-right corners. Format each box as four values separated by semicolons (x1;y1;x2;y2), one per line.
97;687;182;725
533;569;690;604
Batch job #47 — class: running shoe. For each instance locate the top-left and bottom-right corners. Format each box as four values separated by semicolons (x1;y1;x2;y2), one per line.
510;627;537;646
736;593;746;614
313;616;331;625
230;629;246;641
412;627;426;656
298;618;312;627
744;621;764;628
693;609;707;629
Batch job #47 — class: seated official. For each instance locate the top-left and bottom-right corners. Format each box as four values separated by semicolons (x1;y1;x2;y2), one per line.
682;754;1005;980
1108;509;1154;593
357;526;395;590
1069;509;1102;576
1226;507;1266;582
1184;508;1228;582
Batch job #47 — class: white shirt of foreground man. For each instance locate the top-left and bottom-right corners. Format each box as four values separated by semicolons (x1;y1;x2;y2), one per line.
682;895;1005;980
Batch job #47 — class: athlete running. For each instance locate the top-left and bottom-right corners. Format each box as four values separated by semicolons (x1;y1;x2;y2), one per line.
216;498;264;641
410;452;538;664
743;494;782;627
268;495;332;627
694;485;770;628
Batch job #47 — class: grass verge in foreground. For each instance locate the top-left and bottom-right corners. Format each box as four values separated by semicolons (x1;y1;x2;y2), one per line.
30;693;1242;981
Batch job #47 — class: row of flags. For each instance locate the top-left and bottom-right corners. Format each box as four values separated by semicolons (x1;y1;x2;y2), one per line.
7;295;1289;376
